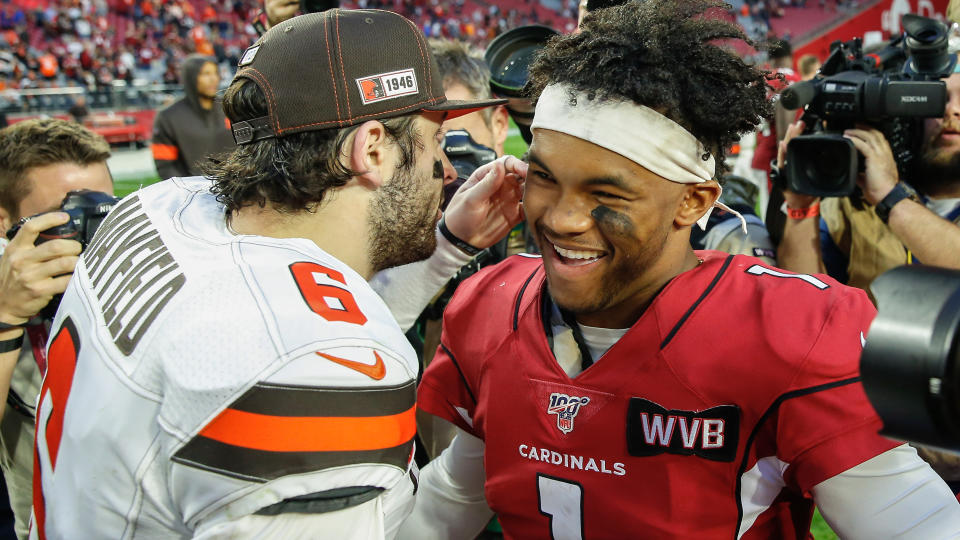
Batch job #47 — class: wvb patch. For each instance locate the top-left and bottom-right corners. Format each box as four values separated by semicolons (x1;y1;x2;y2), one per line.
547;393;590;434
626;398;740;462
356;69;418;105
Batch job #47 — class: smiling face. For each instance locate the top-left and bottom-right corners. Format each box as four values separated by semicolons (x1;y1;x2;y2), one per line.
524;129;708;328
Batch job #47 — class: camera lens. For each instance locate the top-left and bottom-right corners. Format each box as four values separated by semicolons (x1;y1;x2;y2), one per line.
485;25;559;97
786;134;858;197
804;144;852;190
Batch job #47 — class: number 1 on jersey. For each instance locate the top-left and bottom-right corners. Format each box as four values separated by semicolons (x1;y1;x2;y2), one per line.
537;474;584;540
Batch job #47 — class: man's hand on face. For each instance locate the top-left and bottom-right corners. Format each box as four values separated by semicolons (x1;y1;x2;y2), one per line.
443;155;527;249
0;212;82;325
844;126;900;205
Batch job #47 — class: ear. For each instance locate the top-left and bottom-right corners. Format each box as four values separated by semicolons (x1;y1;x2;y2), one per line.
348;120;390;188
490;105;510;156
0;205;13;236
675;180;721;228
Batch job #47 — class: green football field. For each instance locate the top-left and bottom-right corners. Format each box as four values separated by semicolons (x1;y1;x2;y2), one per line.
111;129;838;539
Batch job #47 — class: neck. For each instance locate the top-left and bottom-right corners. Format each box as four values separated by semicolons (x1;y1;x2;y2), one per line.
921;180;960;199
229;186;375;278
575;245;702;329
197;95;213;110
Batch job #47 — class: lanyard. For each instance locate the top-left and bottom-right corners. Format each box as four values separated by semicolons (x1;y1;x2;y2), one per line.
26;324;49;375
541;294;595;373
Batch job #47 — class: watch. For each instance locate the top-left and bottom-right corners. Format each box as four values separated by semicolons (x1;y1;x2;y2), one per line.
875;182;920;224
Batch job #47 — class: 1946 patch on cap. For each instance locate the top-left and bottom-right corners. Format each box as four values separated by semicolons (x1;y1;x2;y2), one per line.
239;45;260;67
356;69;418;105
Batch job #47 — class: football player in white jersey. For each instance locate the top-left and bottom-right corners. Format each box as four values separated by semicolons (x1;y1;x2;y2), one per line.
32;10;522;539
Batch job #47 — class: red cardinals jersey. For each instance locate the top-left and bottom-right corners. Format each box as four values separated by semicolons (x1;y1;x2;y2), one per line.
418;251;897;539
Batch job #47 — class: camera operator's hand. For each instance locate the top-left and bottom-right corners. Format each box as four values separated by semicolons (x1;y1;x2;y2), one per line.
0;212;82;325
843;126;899;205
777;120;829;276
777;120;820;210
443;155;526;249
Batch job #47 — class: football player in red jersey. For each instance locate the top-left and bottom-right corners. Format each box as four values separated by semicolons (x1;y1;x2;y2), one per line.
400;1;960;539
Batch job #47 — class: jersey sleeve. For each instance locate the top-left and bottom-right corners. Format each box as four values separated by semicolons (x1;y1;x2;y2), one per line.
417;312;483;439
152;110;186;180
812;444;960;540
368;228;472;332
775;286;900;493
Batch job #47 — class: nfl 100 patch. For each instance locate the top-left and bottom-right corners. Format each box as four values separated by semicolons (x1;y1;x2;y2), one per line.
547;392;591;434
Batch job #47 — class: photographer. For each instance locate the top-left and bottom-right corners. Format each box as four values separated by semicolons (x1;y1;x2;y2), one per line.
777;70;960;497
0;118;113;540
778;71;960;286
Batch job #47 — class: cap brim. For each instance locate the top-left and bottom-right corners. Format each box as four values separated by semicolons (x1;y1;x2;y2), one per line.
424;98;508;120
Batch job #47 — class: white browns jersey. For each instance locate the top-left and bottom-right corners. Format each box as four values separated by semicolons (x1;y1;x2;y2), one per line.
31;177;419;539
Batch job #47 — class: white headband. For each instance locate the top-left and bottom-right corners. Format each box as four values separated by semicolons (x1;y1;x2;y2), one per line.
531;83;744;232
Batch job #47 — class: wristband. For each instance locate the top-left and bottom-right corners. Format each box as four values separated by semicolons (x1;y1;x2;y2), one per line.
875;182;921;224
0;334;23;353
0;321;26;332
438;216;482;256
786;202;820;220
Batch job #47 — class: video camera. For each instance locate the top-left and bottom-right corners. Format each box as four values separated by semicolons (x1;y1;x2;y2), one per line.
441;129;498;210
781;14;956;197
6;189;119;319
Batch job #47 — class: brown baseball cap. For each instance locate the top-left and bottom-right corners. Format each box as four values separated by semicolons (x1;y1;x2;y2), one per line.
230;9;506;144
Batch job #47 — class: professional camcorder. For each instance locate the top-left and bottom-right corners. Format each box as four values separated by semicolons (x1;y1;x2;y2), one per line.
781;14;956;197
6;189;119;319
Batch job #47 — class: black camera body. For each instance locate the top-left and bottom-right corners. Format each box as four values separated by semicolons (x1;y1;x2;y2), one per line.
443;129;498;180
7;190;119;248
782;14;956;197
862;265;960;451
441;129;497;210
6;190;119;320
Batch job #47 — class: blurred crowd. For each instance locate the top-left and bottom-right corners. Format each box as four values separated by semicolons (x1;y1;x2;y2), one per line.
736;0;859;42
0;0;577;92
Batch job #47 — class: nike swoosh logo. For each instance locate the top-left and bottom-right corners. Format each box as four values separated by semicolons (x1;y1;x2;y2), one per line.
317;350;386;380
860;332;866;348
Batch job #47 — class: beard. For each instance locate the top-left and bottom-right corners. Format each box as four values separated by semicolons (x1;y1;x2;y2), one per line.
915;121;960;195
367;162;441;273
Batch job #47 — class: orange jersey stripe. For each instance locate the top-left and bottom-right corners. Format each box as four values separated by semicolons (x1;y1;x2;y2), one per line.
151;143;179;161
198;406;417;452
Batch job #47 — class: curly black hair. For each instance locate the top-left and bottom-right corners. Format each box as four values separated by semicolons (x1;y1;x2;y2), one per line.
527;0;772;177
